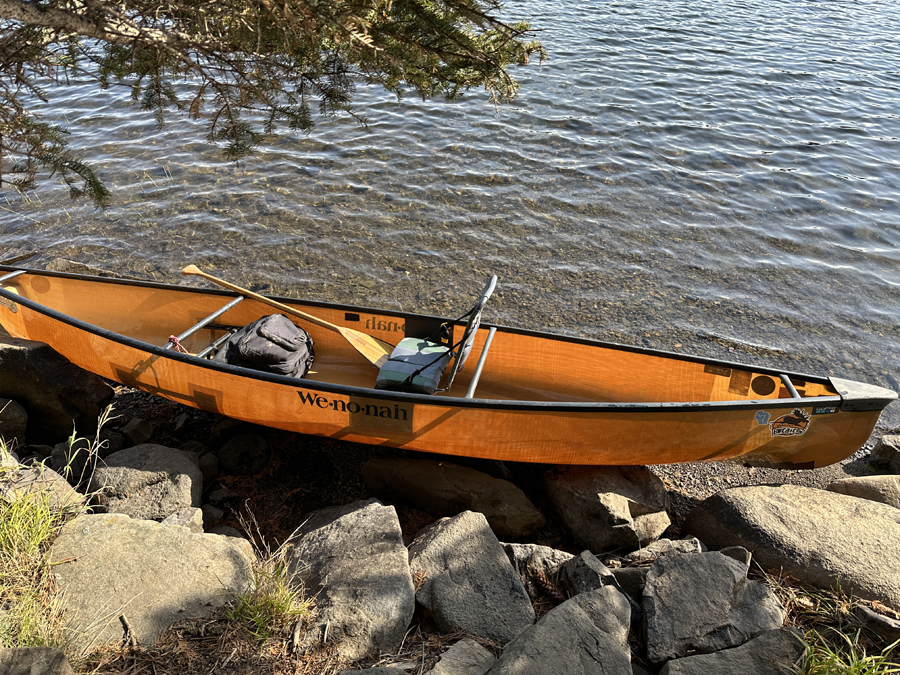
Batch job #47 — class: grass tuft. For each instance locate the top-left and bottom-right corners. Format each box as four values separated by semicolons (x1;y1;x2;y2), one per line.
226;511;314;643
801;629;900;674
756;568;900;674
0;440;73;649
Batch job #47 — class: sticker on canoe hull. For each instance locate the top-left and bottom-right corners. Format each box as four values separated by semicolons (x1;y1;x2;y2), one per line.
770;408;811;437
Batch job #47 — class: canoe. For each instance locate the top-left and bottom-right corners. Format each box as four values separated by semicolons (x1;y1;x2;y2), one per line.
0;264;894;469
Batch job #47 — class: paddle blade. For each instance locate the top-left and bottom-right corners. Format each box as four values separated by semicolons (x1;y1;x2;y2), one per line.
340;327;393;369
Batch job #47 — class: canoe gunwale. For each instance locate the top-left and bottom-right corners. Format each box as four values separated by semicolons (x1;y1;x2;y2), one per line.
0;265;888;415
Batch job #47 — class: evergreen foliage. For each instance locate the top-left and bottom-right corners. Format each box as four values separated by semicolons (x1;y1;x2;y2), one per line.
0;0;544;206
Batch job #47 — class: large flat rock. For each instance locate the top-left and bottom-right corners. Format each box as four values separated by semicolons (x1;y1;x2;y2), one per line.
685;485;900;609
659;628;805;675
51;513;253;650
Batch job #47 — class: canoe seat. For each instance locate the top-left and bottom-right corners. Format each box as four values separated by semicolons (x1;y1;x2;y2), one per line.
375;276;497;395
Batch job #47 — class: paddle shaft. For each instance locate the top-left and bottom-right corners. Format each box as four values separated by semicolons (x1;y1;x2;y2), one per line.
182;265;341;332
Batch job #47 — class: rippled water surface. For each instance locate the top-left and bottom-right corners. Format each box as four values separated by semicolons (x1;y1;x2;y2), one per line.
3;0;900;425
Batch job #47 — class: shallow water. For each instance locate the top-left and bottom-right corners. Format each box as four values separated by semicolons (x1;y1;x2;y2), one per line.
3;0;900;426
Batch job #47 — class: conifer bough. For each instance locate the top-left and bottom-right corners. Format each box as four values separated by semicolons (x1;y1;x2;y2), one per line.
0;0;544;205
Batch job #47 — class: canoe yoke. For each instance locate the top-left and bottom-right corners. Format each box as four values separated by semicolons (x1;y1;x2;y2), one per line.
375;276;498;398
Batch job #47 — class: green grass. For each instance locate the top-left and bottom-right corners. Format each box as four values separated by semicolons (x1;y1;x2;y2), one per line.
759;570;900;675
226;512;314;643
801;630;900;674
0;442;73;649
0;408;114;652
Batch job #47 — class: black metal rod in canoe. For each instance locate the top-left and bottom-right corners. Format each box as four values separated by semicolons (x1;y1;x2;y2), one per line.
465;327;497;399
779;374;802;399
0;270;27;283
196;330;237;359
165;296;244;350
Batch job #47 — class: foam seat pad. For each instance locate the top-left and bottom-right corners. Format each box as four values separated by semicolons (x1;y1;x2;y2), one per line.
375;337;452;395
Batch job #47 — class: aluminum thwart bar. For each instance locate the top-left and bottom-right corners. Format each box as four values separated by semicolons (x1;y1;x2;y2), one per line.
165;296;244;349
779;374;802;399
0;270;27;283
465;327;497;399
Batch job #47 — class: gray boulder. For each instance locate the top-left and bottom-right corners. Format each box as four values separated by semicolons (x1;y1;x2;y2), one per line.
409;511;534;645
0;647;75;675
611;567;648;604
218;432;271;475
485;586;632;675
684;485;900;609
869;434;900;471
161;507;205;533
428;639;497;675
91;444;203;520
120;417;154;446
0;464;82;511
621;537;707;566
545;466;670;554
49;438;94;486
827;475;900;509
0;338;114;442
286;499;415;661
643;552;785;664
362;458;546;538
503;543;573;603
855;605;900;644
659;628;806;675
51;513;253;649
560;550;620;597
0;397;27;447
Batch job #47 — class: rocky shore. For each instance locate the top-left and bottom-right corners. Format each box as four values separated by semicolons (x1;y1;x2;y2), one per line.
2;335;900;674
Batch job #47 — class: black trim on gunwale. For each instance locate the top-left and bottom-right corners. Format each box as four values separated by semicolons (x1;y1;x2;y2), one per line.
0;265;855;414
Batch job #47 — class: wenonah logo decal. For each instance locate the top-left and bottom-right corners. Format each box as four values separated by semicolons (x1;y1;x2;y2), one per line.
770;408;811;437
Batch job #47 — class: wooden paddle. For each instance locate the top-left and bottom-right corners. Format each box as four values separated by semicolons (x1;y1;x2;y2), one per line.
182;265;393;368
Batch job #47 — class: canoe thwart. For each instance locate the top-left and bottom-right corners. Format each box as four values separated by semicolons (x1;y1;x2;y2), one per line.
0;270;26;283
465;326;497;399
164;296;244;350
779;374;802;399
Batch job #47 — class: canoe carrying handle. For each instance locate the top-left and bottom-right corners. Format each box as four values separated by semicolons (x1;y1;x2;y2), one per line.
779;374;802;399
465;327;497;399
164;296;244;351
0;270;27;283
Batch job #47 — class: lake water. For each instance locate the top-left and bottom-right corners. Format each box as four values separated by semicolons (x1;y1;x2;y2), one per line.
3;0;900;428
